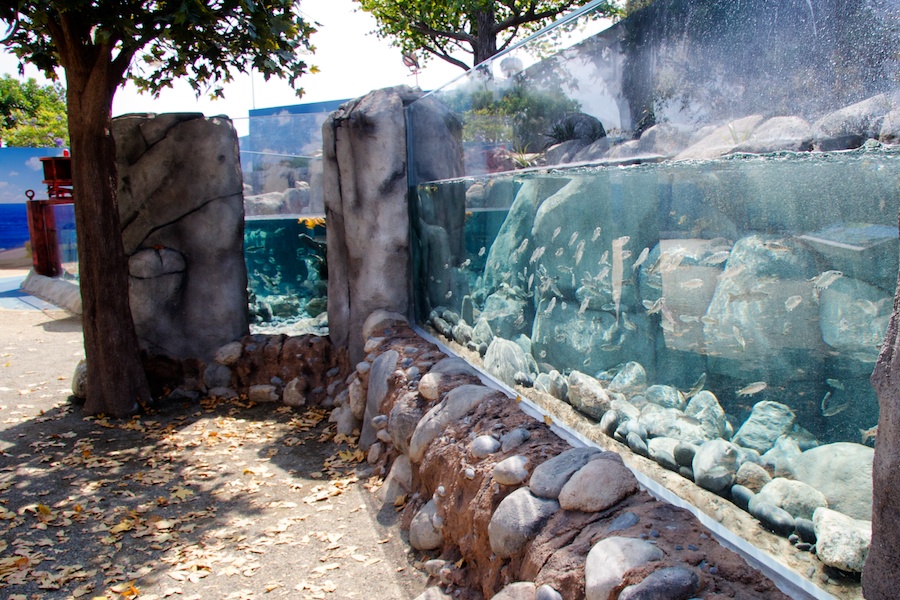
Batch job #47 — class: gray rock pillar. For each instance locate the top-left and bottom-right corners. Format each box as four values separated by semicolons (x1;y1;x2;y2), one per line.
864;214;900;599
112;113;249;360
324;86;463;363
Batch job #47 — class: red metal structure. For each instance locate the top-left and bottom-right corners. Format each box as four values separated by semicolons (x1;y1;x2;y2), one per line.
26;155;74;277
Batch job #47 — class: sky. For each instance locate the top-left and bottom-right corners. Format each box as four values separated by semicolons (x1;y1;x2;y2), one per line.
0;0;466;136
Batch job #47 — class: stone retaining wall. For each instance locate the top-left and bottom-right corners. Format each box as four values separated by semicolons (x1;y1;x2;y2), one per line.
338;310;792;600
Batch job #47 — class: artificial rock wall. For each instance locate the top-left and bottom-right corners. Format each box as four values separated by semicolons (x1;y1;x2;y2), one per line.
323;86;463;364
111;113;249;361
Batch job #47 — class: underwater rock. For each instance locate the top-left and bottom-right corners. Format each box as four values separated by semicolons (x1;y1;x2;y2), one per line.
792;442;874;520
484;337;536;387
626;432;650;458
674;115;765;160
648;437;680;471
410;499;443;551
812;93;892;151
684;390;727;440
819;276;891;363
750;478;828;521
703;235;823;380
566;370;611;420
493;455;530;486
645;384;686;410
533;302;654;375
673;442;697;469
732;401;796;454
609;362;648;397
760;435;802;477
480;287;530;341
638;406;716;446
488;487;559;559
751;501;795;537
481;178;567;295
618;566;700;600
813;507;871;572
794;517;817;545
735;461;772;493
584;536;663;600
451;321;474;346
529;447;604;499
534;369;568;401
409;385;496;462
731;484;755;512
730;116;813;154
692;439;741;494
472;318;494;350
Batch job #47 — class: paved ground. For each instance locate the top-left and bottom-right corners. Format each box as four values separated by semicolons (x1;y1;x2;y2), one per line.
0;256;428;600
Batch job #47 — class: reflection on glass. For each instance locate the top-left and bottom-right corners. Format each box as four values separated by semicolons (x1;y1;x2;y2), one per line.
408;0;899;592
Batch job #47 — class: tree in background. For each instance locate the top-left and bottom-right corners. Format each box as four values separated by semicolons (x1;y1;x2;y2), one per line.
0;75;68;147
355;0;620;70
0;0;316;417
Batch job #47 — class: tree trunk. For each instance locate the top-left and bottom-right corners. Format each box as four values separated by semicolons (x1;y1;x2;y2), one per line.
473;9;499;65
65;57;151;417
863;212;900;598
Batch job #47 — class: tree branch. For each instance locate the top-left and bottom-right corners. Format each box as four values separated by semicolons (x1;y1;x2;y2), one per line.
408;21;474;45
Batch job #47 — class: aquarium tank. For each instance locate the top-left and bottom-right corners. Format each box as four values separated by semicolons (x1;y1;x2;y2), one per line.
407;0;900;595
238;104;337;335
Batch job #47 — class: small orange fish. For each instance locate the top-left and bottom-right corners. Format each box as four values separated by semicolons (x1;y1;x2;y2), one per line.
860;425;878;445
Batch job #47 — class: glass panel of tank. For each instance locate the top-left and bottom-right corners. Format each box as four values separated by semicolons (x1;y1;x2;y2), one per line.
408;0;899;593
237;112;328;334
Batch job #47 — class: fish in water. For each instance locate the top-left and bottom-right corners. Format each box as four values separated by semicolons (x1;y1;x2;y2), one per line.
574;239;586;266
733;325;746;349
855;299;878;317
592;226;603;242
679;314;700;323
700;315;718;326
821;391;849;417
611;236;629;321
568;232;579;247
826;378;845;390
633;247;650;271
543;297;557;316
551;226;562;241
478;246;486;256
599;250;609;264
681;278;705;290
685;373;707;398
643;297;666;315
860;425;878;445
703;250;731;265
578;296;590;316
785;295;803;312
719;265;746;280
737;381;767;396
555;247;564;257
530;246;546;264
811;270;843;290
621;312;637;331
